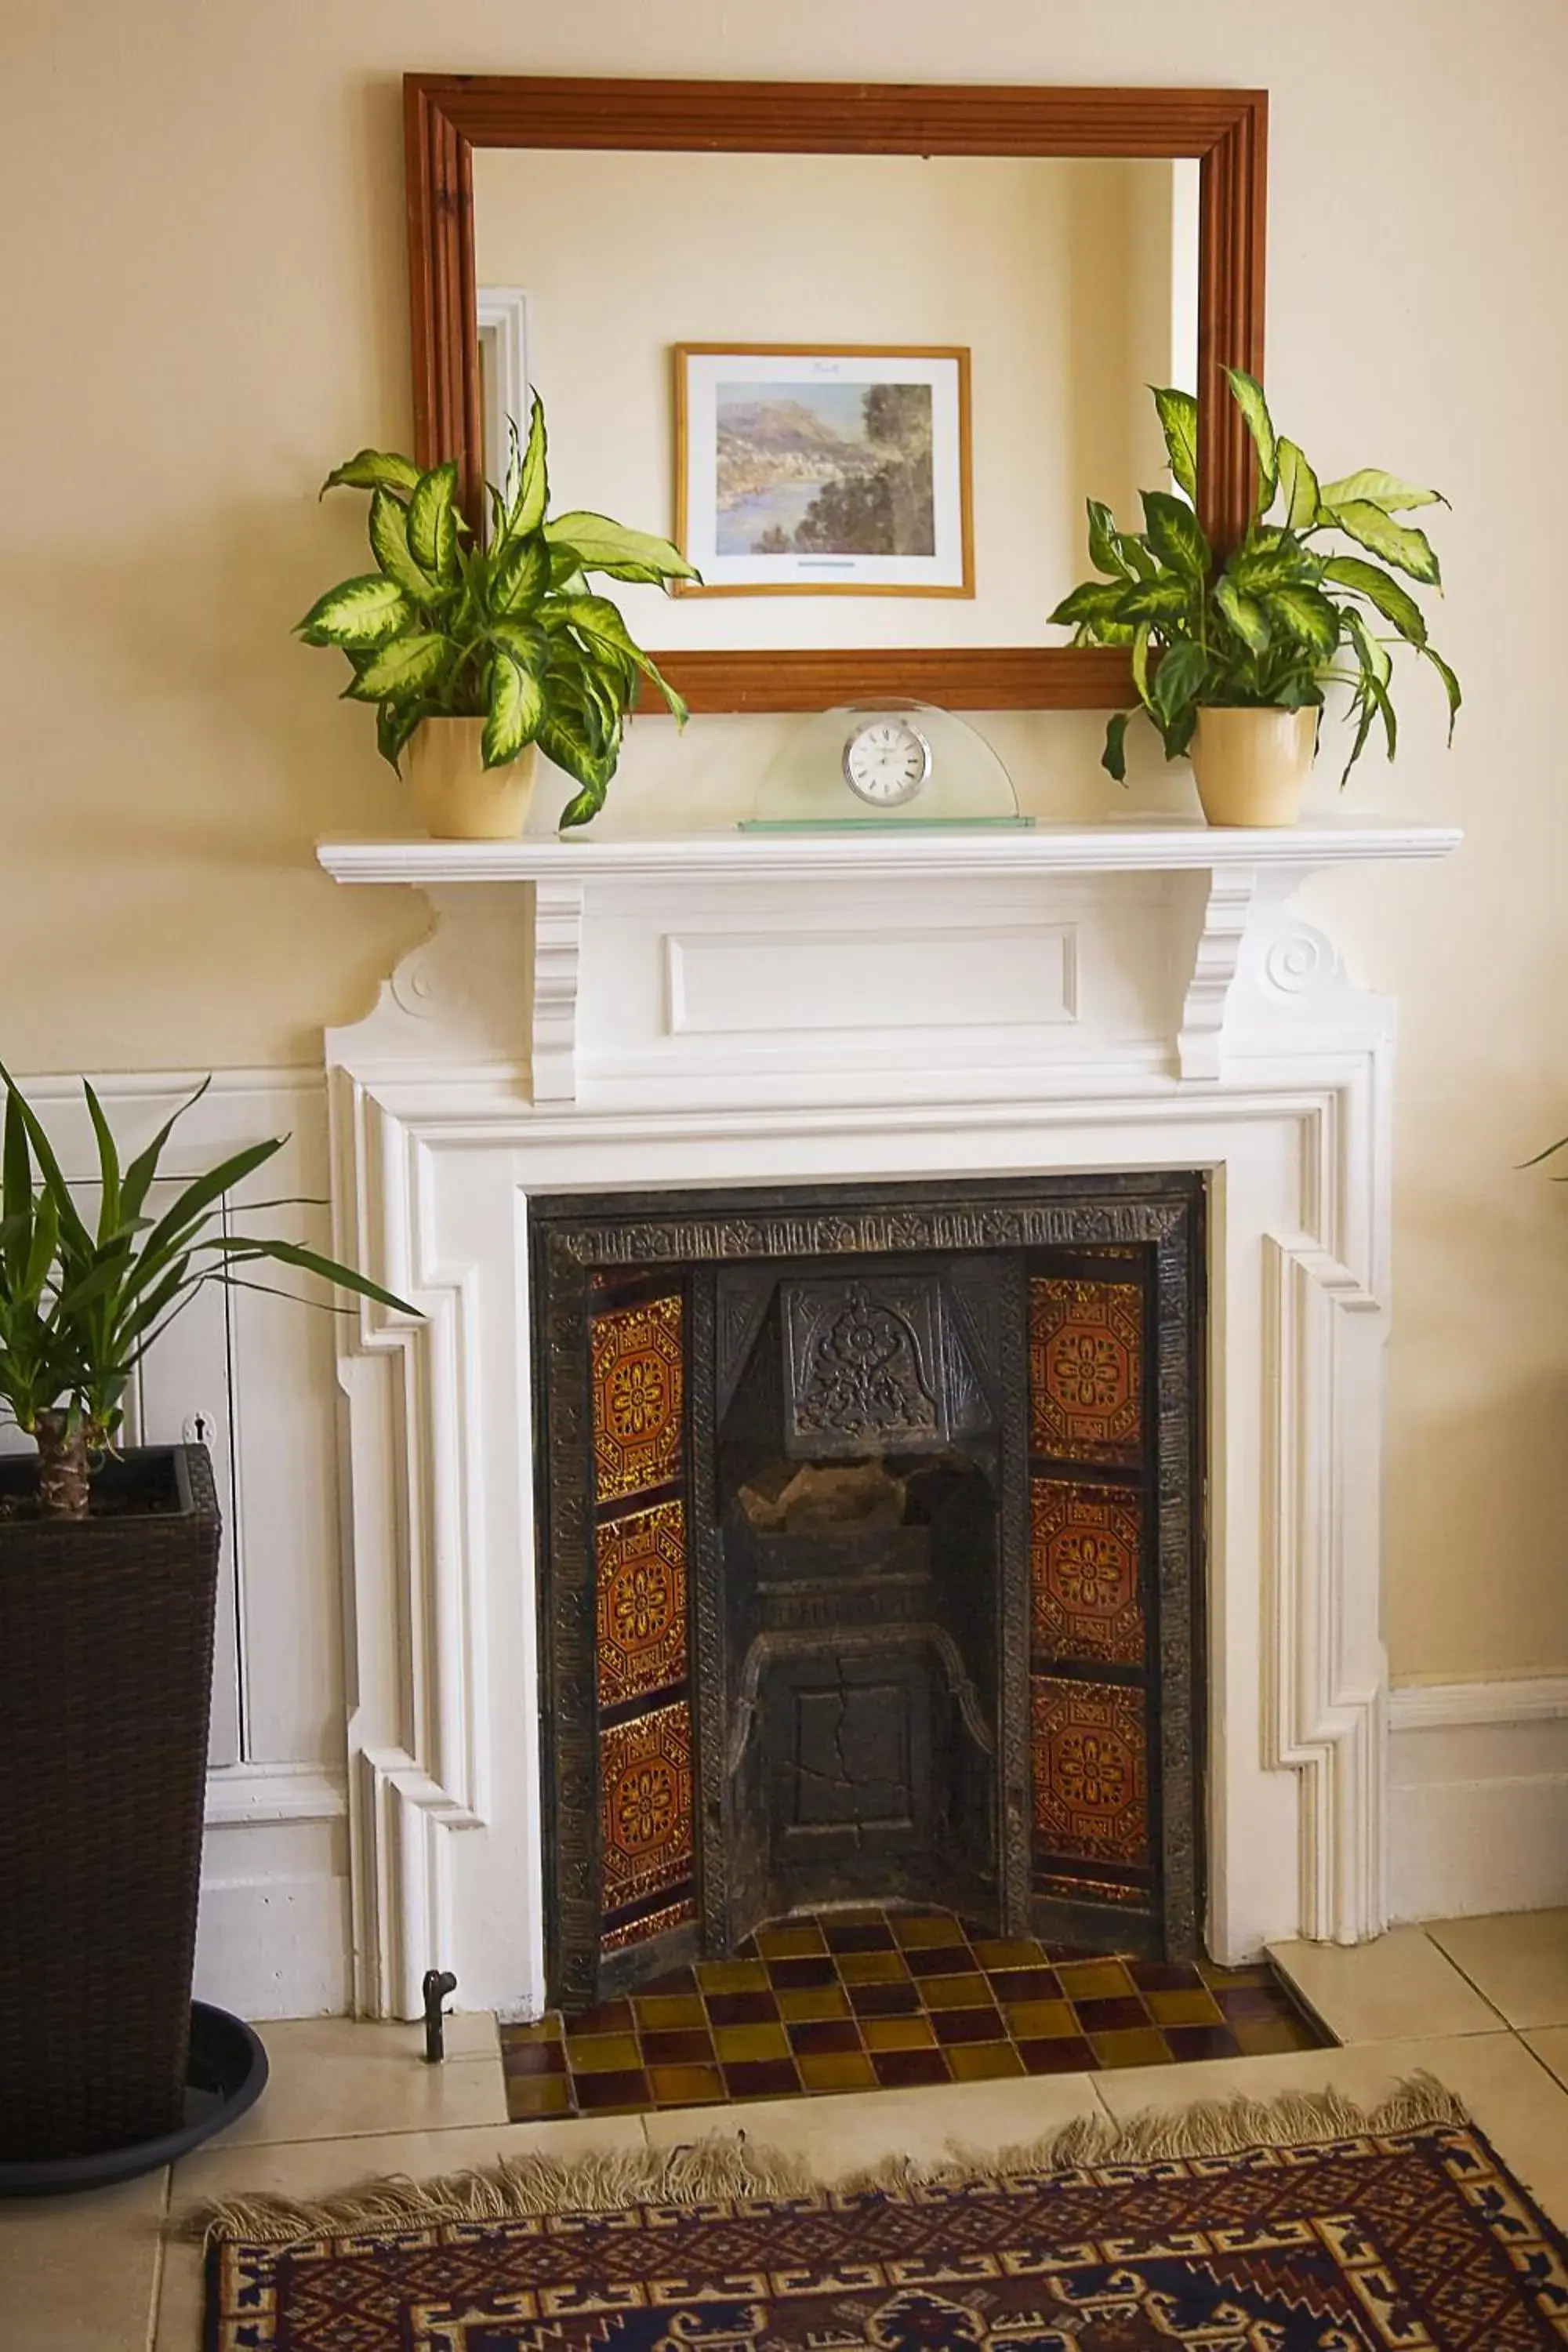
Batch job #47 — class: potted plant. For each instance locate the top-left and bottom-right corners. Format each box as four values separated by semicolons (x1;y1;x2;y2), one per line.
0;1069;412;2173
298;394;698;838
1050;370;1461;826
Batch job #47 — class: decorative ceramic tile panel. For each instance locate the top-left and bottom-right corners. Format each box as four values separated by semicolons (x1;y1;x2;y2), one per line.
590;1292;685;1505
595;1499;688;1712
1030;1479;1146;1665
599;1698;695;1920
1029;1276;1143;1466
590;1278;695;1962
1031;1675;1149;1869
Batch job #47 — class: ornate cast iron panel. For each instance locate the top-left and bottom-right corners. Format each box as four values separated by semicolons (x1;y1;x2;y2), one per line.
781;1276;947;1457
532;1176;1203;2010
587;1276;698;1976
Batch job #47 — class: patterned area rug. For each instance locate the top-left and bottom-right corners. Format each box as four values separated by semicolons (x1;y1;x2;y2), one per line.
201;2085;1568;2350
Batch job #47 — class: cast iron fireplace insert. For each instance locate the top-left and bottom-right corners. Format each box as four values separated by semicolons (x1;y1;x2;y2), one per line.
530;1174;1205;2013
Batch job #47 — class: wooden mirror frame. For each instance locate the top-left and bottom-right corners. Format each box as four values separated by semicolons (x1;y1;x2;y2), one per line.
405;75;1267;714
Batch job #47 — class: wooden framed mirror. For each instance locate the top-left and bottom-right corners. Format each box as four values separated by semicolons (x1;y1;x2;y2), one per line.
405;76;1266;713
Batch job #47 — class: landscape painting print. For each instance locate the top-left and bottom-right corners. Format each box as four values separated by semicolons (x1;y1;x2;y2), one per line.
674;346;972;595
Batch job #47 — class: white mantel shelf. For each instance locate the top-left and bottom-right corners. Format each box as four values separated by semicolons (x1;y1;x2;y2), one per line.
319;817;1460;1103
318;817;1460;888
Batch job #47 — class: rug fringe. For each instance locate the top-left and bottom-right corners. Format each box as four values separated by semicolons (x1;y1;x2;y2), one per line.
197;2072;1469;2248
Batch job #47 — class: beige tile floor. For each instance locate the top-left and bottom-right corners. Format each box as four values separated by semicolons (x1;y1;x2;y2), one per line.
5;1911;1568;2348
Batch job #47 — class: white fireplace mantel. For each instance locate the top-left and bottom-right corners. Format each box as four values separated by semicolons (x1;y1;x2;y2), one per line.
318;819;1460;1102
317;815;1460;2020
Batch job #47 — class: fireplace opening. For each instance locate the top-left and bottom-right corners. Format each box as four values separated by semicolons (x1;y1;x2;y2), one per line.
532;1176;1204;2013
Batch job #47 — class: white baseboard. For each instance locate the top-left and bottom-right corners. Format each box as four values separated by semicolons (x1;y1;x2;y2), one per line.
1388;1678;1568;1923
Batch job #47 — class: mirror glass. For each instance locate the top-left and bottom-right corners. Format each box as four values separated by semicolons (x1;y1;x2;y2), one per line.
474;149;1199;653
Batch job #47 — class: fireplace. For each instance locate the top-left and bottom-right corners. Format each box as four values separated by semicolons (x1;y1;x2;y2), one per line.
531;1174;1204;2011
319;821;1459;2017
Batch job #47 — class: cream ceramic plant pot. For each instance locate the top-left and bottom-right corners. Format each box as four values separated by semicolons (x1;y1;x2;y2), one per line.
408;718;538;840
1189;706;1318;829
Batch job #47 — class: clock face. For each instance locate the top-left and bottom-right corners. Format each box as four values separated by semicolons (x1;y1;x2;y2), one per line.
842;717;932;808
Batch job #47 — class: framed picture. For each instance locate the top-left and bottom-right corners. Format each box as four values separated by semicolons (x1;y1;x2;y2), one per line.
674;344;973;597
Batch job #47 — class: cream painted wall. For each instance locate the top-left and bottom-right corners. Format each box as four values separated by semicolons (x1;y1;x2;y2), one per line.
2;0;1565;1683
473;150;1184;648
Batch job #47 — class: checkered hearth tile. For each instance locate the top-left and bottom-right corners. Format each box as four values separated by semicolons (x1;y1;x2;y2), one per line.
499;1907;1324;2119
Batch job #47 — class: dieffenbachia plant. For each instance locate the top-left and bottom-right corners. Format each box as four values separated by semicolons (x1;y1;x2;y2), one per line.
297;394;699;827
1050;369;1461;786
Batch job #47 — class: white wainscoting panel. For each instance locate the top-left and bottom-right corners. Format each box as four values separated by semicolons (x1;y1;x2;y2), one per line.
16;1070;349;2018
1388;1678;1568;1922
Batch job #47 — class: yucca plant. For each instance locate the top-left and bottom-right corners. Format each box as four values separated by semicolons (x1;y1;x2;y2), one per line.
0;1068;414;1518
297;393;698;827
1051;369;1461;785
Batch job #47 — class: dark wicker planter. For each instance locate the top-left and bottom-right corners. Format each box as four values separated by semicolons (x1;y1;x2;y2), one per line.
0;1445;221;2162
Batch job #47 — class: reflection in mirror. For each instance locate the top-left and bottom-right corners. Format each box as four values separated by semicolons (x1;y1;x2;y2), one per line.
472;150;1199;656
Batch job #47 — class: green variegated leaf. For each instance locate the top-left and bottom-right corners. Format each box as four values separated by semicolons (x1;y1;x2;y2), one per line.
540;705;617;799
483;652;546;766
1131;622;1154;712
1275;438;1320;531
321;448;421;499
1102;710;1132;784
1141;490;1210;581
347;630;448;701
369;489;441;603
509;396;549;539
1087;499;1131;579
1151;386;1199;502
407;462;459;580
487;616;548;673
376;698;426;771
1048;580;1127;632
1333;500;1442;587
1319;468;1446;514
544;593;685;719
1152;639;1208;726
1262;583;1341;657
1226;368;1278;499
490;534;550;615
1115;575;1191;625
544;511;698;585
296;575;413;648
1424;645;1463;743
1321;556;1428;645
1123;538;1158;580
1214;574;1271;653
1341;604;1392;691
1228;532;1316;596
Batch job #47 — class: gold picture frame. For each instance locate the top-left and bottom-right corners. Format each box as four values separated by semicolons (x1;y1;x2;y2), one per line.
673;343;975;598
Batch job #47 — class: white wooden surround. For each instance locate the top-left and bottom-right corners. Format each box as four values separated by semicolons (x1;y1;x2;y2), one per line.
318;818;1460;2020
